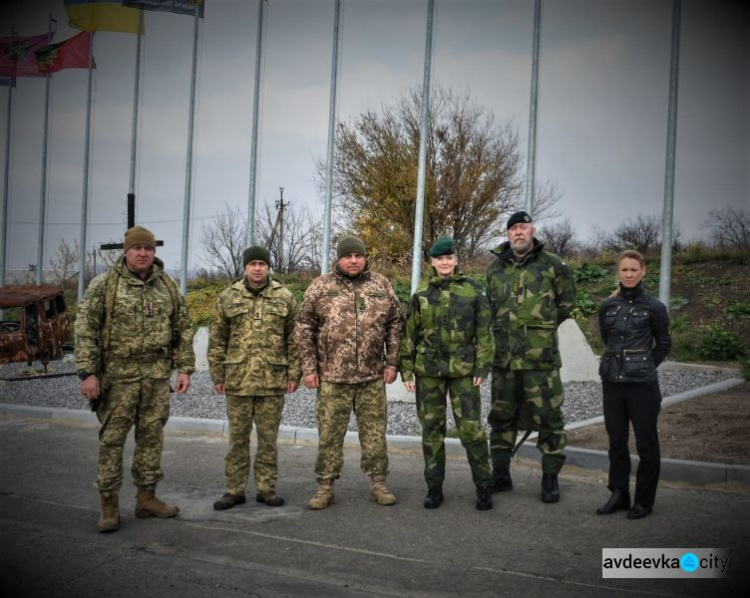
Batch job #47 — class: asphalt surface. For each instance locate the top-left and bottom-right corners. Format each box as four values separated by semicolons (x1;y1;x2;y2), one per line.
1;409;749;597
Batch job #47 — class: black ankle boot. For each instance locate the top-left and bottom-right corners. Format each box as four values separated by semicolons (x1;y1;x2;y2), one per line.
476;486;493;511
424;487;444;509
596;489;631;515
541;473;559;503
491;468;513;493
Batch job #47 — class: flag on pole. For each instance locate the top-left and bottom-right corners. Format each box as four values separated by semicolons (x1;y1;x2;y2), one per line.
64;0;143;34
122;1;204;18
0;34;49;77
35;31;96;74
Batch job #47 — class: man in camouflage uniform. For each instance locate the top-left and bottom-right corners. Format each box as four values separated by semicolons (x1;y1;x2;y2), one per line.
486;211;576;503
399;238;494;511
208;246;300;510
76;226;195;532
295;237;404;510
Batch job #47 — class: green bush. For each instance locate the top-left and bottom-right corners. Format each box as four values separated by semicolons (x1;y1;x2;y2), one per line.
724;302;750;320
574;262;609;283
575;289;599;315
670;314;689;334
669;296;689;310
670;326;747;363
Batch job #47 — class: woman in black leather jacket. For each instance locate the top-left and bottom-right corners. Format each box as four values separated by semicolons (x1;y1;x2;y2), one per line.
596;250;671;520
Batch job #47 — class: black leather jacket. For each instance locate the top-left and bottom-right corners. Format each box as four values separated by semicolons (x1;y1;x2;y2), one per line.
598;283;671;383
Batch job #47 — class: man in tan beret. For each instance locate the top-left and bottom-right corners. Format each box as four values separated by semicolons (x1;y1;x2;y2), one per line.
75;225;195;533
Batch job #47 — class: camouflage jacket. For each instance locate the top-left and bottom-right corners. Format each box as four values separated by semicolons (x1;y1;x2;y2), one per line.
486;239;576;370
75;257;195;382
208;277;301;395
294;264;404;384
399;270;494;381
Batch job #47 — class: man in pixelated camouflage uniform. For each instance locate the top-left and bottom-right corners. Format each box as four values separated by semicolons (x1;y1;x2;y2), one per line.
208;246;300;511
295;237;404;509
399;238;494;511
76;225;195;533
486;211;576;503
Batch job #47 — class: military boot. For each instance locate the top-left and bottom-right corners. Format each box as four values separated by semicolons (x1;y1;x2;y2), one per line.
308;479;335;510
135;488;179;518
476;486;493;511
492;468;513;493
97;493;120;533
369;475;396;506
541;473;560;503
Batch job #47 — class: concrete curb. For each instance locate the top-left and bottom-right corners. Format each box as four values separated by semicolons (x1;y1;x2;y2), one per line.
3;388;748;487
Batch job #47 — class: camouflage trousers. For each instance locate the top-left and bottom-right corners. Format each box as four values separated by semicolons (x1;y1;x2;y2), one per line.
224;394;285;496
416;376;492;490
315;380;389;481
95;378;171;494
488;368;567;475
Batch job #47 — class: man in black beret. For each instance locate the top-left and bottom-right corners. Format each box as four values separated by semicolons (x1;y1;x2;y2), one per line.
485;210;577;504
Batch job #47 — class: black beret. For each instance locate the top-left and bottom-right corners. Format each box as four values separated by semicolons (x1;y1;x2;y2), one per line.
506;210;533;230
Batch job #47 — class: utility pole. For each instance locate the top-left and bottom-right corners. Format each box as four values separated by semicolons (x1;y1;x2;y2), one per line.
275;187;288;273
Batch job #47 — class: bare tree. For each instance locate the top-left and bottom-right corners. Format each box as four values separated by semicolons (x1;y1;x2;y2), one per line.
47;239;80;290
703;206;750;251
609;214;662;254
201;203;247;279
256;201;323;273
578;224;609;259
537;217;577;257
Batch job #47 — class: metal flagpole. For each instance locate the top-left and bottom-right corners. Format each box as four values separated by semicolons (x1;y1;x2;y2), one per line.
321;0;341;274
247;0;267;246
128;10;144;226
659;0;681;310
525;0;542;215
410;0;435;295
37;15;57;285
0;73;13;294
77;32;95;301
180;1;201;296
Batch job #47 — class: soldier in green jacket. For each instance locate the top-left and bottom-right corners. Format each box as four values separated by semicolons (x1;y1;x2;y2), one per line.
208;246;301;510
486;211;576;503
75;226;195;533
399;238;494;511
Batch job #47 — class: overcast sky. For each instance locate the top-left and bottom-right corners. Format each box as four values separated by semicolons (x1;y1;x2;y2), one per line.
1;0;748;275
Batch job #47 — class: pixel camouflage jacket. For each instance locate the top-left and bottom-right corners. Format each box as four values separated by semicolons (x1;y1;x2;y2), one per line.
294;264;404;384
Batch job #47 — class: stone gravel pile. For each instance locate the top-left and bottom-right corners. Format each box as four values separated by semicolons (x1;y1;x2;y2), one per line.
0;358;735;437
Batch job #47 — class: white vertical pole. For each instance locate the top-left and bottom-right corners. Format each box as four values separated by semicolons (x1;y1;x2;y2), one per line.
77;32;95;301
659;0;681;309
410;0;435;295
525;0;542;215
247;0;267;246
321;0;341;274
180;2;201;296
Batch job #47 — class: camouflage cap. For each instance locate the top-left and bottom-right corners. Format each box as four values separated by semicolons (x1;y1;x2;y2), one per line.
506;210;532;230
124;225;156;251
429;237;456;257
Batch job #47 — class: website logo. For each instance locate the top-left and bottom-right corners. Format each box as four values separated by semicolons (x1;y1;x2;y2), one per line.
602;548;729;579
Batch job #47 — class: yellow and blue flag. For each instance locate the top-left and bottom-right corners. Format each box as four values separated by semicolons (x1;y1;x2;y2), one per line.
64;0;143;34
122;1;204;18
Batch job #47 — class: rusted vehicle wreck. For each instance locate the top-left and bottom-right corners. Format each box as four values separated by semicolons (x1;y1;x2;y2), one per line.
0;285;70;369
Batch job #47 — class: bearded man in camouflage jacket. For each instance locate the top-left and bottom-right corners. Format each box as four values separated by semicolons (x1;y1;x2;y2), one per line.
295;237;404;510
486;211;576;504
75;226;195;533
208;246;301;511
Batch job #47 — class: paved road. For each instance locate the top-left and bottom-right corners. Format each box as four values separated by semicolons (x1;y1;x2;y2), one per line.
1;414;748;597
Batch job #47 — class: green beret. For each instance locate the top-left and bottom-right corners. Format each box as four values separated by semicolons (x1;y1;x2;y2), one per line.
337;237;367;259
429;237;456;257
242;245;271;266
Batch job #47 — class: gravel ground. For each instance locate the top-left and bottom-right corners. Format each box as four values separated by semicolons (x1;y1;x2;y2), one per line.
0;358;736;437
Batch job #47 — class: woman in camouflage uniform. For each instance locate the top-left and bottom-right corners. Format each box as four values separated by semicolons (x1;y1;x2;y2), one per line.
399;238;494;510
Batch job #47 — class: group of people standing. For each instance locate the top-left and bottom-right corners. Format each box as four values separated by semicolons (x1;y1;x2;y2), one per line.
76;212;670;533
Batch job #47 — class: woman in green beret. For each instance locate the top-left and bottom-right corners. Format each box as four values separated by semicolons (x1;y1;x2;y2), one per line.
399;238;494;510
